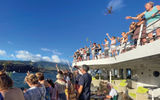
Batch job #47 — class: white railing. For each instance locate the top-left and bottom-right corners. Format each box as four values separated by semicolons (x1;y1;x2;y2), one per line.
136;24;144;47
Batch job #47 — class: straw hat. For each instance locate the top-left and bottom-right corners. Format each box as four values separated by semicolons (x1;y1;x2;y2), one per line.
56;74;64;79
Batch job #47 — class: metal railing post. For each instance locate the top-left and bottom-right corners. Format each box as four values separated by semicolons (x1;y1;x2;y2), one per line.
109;70;112;83
137;24;144;47
119;38;124;54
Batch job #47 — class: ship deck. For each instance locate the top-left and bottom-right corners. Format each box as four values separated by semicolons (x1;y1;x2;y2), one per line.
72;39;160;69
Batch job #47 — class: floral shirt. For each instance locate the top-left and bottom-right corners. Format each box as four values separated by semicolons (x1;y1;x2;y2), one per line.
24;85;46;100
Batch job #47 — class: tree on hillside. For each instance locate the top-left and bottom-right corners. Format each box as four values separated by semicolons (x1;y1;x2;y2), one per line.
2;61;12;72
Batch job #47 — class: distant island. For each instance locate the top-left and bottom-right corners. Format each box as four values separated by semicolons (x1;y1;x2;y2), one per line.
0;60;68;73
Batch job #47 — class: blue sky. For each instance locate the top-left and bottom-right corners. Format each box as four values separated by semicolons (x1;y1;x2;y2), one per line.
0;0;159;63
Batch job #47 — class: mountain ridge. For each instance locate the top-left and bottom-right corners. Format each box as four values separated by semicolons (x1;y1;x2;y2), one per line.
0;60;69;72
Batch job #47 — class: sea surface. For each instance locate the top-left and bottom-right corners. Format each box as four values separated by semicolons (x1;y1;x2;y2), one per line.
10;71;57;88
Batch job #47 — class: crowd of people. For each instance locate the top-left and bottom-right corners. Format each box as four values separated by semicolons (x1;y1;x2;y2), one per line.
0;64;94;100
73;2;160;62
0;1;159;100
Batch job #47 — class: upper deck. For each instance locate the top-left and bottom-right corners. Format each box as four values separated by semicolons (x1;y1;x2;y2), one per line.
72;39;160;69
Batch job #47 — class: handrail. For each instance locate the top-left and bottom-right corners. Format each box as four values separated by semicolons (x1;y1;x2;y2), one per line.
146;18;160;29
137;24;144;47
119;38;124;54
146;18;160;34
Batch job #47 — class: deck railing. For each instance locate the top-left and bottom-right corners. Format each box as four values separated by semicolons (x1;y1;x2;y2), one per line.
119;18;160;54
73;18;160;63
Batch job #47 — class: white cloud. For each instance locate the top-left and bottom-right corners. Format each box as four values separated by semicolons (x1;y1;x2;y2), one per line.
0;50;7;56
41;48;62;55
108;0;125;11
42;56;51;62
0;49;68;63
15;50;42;62
15;50;69;63
51;56;69;64
10;54;15;58
51;55;61;63
36;54;41;57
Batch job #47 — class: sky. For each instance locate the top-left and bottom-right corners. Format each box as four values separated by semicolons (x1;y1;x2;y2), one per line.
0;0;159;63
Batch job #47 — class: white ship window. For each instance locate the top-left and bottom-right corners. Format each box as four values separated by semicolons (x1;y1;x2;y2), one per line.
153;71;160;77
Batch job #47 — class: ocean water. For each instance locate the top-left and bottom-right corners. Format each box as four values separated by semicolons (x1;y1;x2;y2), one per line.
10;71;57;88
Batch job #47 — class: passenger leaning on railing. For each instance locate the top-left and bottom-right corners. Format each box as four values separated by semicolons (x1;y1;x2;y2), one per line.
90;42;94;60
79;49;83;61
85;46;90;61
90;41;94;60
102;38;109;58
76;49;80;62
127;14;147;46
97;44;102;59
73;52;77;62
82;48;87;61
106;33;117;57
91;42;98;60
117;32;128;53
126;2;160;43
80;48;84;61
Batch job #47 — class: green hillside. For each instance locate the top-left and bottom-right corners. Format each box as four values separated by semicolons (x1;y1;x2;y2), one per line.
0;60;69;72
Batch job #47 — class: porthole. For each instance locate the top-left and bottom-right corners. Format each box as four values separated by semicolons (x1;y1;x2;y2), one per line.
153;71;160;77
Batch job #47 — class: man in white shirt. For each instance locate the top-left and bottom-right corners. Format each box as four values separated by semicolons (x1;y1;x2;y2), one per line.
106;84;118;100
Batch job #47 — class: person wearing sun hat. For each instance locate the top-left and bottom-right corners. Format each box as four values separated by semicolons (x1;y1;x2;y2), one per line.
55;73;67;100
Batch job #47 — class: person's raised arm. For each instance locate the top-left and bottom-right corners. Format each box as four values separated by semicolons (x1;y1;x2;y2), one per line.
126;12;145;20
90;41;93;48
117;37;120;42
106;33;112;40
90;41;92;46
126;28;135;35
56;64;60;72
126;16;138;20
124;36;128;43
27;71;30;76
101;43;105;47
